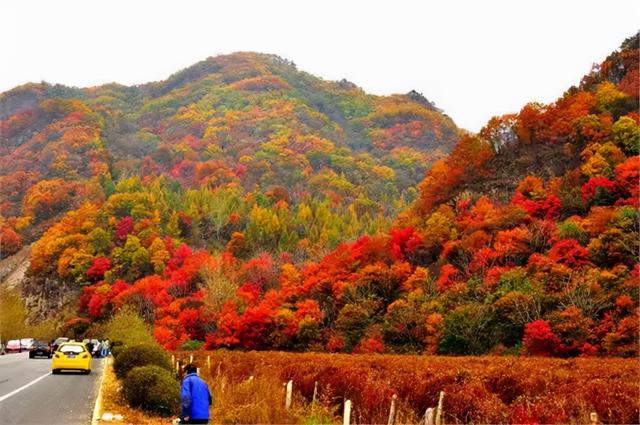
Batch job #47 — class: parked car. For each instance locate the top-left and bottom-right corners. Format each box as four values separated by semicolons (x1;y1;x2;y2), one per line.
51;337;70;353
5;339;21;353
20;338;35;350
29;340;52;358
52;342;92;374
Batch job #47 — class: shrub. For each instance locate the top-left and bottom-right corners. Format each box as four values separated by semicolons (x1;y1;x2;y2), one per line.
0;289;56;341
123;365;180;416
181;339;203;351
523;320;560;356
438;304;500;355
105;306;155;353
114;343;173;379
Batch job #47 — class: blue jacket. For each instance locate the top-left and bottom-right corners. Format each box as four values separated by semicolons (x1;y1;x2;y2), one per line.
181;373;212;420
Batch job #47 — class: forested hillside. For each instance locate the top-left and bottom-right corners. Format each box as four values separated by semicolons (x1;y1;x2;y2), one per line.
0;52;460;260
1;35;637;358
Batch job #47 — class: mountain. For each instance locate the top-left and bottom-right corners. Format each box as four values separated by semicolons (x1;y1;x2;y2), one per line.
0;52;461;322
2;33;638;359
0;52;460;261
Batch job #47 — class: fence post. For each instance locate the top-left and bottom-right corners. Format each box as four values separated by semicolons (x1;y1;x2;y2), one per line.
312;381;319;404
387;394;398;425
285;380;293;410
189;353;193;364
343;400;352;425
175;361;180;374
171;354;175;364
207;355;211;370
424;407;435;425
435;391;445;425
196;367;200;376
590;412;598;425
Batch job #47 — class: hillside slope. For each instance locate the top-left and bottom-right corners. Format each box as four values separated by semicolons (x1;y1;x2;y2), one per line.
3;35;638;358
81;32;634;356
0;52;461;320
0;52;460;260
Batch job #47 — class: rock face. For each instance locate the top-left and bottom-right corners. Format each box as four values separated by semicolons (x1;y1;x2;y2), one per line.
21;275;81;323
0;246;77;322
0;245;31;291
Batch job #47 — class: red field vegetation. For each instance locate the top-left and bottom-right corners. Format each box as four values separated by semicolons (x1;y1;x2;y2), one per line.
178;350;639;424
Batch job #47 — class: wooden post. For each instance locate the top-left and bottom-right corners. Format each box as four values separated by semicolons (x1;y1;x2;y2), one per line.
312;381;319;404
207;355;211;369
590;412;598;425
285;380;293;410
248;375;254;382
196;367;200;376
343;400;352;425
175;361;180;374
171;354;175;364
189;353;193;364
387;394;397;425
435;391;445;425
424;407;435;425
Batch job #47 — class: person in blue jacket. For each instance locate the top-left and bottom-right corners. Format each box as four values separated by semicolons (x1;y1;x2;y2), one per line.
180;364;212;424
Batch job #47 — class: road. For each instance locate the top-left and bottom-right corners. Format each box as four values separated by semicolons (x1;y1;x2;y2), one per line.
0;352;104;425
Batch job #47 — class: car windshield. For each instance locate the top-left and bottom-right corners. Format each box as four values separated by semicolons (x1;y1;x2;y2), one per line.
59;345;85;354
54;338;69;345
7;340;19;346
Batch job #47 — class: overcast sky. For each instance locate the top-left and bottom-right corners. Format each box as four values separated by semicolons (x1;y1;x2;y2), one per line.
1;1;638;132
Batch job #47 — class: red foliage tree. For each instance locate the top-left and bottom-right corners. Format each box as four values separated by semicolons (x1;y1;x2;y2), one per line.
86;257;111;280
523;320;560;356
389;227;423;262
0;226;22;257
614;156;640;203
435;264;460;292
115;216;134;241
581;176;617;205
547;239;590;267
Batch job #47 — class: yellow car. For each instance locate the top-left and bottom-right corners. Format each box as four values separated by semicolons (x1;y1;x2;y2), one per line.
52;342;92;374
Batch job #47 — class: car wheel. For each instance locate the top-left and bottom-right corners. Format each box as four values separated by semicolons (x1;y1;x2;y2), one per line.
52;369;59;375
29;353;34;359
84;369;91;375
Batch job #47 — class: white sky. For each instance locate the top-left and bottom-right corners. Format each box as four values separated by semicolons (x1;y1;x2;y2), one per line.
1;1;638;132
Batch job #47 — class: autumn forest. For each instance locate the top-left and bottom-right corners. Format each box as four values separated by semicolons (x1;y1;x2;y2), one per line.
0;34;638;364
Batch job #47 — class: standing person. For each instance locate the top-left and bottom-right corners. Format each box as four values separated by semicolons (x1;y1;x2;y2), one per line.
100;338;110;357
179;364;212;424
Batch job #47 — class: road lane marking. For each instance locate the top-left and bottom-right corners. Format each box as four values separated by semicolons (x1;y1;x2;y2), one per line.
0;371;51;403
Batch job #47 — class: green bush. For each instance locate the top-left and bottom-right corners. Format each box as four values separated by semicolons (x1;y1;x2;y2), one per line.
113;343;173;379
180;339;203;351
105;306;155;354
123;365;180;416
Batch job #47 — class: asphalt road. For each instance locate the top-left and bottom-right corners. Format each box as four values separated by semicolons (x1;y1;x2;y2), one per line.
0;352;104;425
